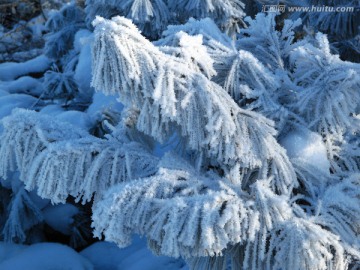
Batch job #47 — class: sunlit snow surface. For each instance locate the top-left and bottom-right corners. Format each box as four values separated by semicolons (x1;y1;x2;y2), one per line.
280;129;330;174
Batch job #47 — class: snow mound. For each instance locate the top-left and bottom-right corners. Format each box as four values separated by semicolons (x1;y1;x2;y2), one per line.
0;55;50;81
0;76;43;95
87;92;124;119
40;104;65;116
0;242;27;263
0;94;38;117
81;237;187;270
57;110;93;131
280;129;330;174
0;243;93;270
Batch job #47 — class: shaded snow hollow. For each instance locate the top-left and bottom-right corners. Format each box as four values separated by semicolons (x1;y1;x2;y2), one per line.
0;242;92;270
0;237;188;270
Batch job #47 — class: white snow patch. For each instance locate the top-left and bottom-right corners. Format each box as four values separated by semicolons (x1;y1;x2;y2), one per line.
0;95;38;132
0;76;43;95
0;55;51;81
40;104;65;116
86;92;123;120
280;129;330;174
74;30;94;102
57;110;93;130
74;29;92;52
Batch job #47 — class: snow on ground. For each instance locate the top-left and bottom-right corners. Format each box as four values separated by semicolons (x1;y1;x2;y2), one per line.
0;94;38;119
56;110;94;131
0;238;188;270
40;103;98;131
40;104;65;115
0;242;27;263
0;76;43;96
0;242;93;270
81;236;188;270
0;55;51;81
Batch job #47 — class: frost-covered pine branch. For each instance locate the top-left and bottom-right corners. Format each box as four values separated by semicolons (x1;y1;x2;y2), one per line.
93;153;301;269
93;152;357;270
300;0;360;39
237;13;303;72
42;70;78;101
156;32;217;79
156;18;234;49
1;2;360;269
93;153;260;259
314;174;360;248
155;18;236;83
289;33;360;149
0;109;158;204
85;0;246;39
91;16;296;194
45;4;86;59
85;0;170;39
264;218;349;270
2;187;43;243
166;0;246;36
222;49;293;130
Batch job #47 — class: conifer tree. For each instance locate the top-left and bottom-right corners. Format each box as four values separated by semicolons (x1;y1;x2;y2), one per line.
0;1;359;269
